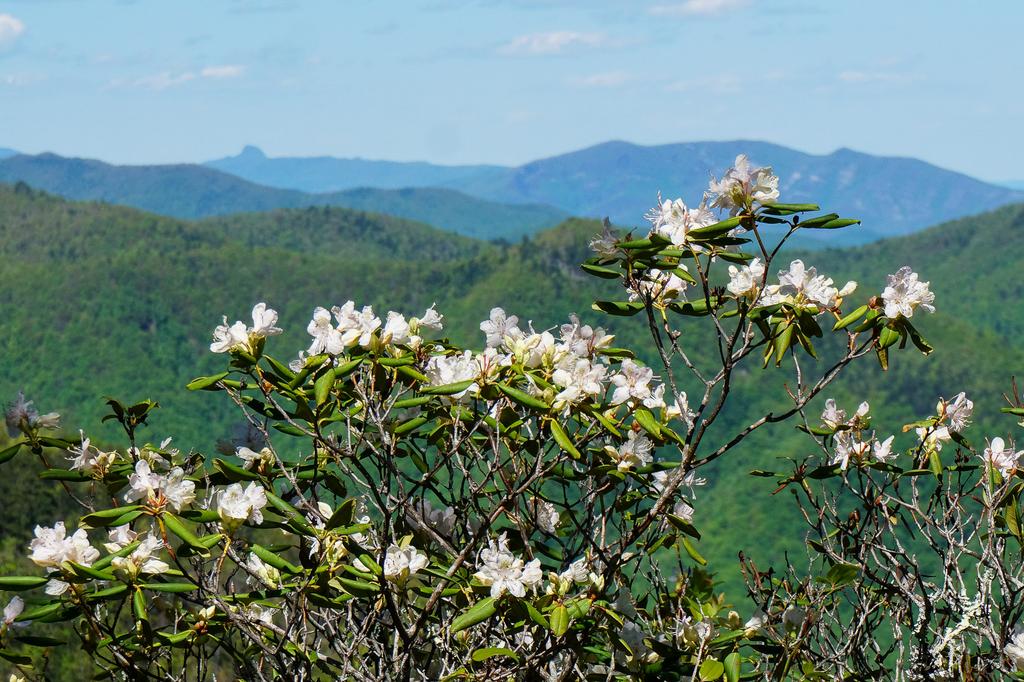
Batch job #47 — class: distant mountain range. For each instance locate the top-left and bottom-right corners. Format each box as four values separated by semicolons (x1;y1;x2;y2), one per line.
207;144;510;194
1002;180;1024;190
207;141;1024;244
0;153;565;240
0;148;17;159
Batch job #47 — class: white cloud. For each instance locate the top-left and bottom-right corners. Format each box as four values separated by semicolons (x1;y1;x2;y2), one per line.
665;73;742;94
200;64;245;79
573;70;631;88
134;71;197;90
498;30;607;56
0;14;25;51
649;0;749;16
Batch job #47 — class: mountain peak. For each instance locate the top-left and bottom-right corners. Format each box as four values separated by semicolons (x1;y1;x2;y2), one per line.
238;145;266;159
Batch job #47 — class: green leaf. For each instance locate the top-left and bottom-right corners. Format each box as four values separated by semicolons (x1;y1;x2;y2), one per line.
251;543;302;574
186;372;230;391
687;216;742;239
699;658;725;680
878;325;901;350
0;442;21;464
497;383;551;411
163;514;210;555
0;576;48;591
132;588;147;622
825;562;860;587
471;647;519;662
774;324;795;366
140;582;197;593
314;367;337;406
420;379;475;396
633;407;662;439
681;537;707;565
724;652;741;682
803;218;860;230
549;604;570;637
450;597;497;633
81;505;144;528
581;263;621;279
549;420;581;459
393;416;429;435
213;458;262;481
761;202;820;214
792;212;838;228
38;469;91;481
833;305;868;331
591;301;645;317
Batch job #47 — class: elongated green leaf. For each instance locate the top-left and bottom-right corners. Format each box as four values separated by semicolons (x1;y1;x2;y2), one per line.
581;263;621;279
394;416;429;435
793;212;838;228
81;505;144;527
451;597;497;633
251;543;301;574
549;604;570;637
213;458;262;481
682;537;707;565
592;301;645;317
803;218;860;230
833;305;868;331
633;407;662;438
141;582;197;593
420;379;475;396
471;647;520;662
724;652;741;682
688;216;742;239
0;442;21;464
549;420;581;459
825;562;860;586
163;514;210;554
133;588;147;621
314;367;337;406
700;658;725;680
0;576;48;591
878;325;901;350
497;383;551;411
186;372;230;391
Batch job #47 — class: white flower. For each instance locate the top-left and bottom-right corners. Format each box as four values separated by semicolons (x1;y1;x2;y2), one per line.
110;533;169;578
559;559;590;585
916;425;952;452
589;226;620;259
412;305;444;332
28;521;99;568
940;392;973;432
383;544;429;584
551;357;606;408
609;359;655;406
210;318;249;354
709;154;780;214
776;260;840;309
559;313;613;358
608;431;654;471
249;302;283;338
67;432;116;475
3;596;23;626
473;534;543;599
104;525;139;553
124;460;194;511
882;267;935;319
480;307;522;349
727;258;766;299
244;552;282;588
832;432;872;471
665;392;695;430
645;195;717;247
782;605;806;632
821;399;847;430
382;311;411;346
983;437;1023;476
333;301;381;349
1006;627;1024;671
873;435;896;463
217;482;268;530
306;306;344;356
652;469;707;498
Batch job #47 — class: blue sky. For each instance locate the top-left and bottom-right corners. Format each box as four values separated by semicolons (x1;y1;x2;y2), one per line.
0;1;1020;180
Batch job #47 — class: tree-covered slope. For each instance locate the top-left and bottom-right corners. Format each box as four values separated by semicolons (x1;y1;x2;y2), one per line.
0;154;566;240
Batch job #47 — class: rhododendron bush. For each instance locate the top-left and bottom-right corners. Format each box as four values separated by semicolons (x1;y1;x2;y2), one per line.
3;156;1023;681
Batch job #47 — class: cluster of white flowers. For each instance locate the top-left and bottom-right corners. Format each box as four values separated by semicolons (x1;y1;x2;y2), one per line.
644;194;717;247
820;400;895;470
628;268;690;306
245;553;282;588
758;260;855;310
914;392;974;454
607;430;654;472
406;498;457;537
124;459;196;511
882;266;935;319
28;522;100;595
217;482;268;531
709;154;780;215
210;302;282;354
302;301;443;361
1005;628;1024;671
473;533;543;598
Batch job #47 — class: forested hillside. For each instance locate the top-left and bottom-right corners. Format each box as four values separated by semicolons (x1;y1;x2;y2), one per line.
0;155;566;239
1;186;1022;598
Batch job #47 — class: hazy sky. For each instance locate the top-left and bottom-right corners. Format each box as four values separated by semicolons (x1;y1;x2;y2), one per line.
0;1;1020;180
